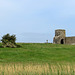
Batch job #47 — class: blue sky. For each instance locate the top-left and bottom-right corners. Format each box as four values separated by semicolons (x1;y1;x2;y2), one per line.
0;0;75;43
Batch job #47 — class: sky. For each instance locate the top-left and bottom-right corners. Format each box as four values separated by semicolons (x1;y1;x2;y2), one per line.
0;0;75;43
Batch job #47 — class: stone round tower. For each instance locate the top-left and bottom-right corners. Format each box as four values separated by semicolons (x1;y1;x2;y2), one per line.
55;29;66;37
53;29;66;44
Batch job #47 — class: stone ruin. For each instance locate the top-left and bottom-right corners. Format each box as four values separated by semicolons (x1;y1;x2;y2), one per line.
53;29;75;45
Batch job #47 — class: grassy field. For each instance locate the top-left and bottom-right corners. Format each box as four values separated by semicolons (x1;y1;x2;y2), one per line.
0;43;75;75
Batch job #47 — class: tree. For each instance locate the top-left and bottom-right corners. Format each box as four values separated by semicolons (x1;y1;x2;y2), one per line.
1;34;17;48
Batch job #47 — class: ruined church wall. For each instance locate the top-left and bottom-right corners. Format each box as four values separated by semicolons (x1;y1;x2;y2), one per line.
65;37;75;45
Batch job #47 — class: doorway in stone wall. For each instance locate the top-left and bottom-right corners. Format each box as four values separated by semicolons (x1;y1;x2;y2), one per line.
61;39;64;44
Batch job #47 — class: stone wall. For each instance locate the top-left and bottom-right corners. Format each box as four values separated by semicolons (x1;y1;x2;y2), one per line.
55;29;66;37
53;29;75;45
53;29;66;44
65;37;75;45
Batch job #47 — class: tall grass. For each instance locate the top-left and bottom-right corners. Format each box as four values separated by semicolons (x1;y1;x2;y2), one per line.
0;63;75;75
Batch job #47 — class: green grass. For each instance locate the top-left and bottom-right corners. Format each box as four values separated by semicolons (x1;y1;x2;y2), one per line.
0;43;75;64
0;43;75;75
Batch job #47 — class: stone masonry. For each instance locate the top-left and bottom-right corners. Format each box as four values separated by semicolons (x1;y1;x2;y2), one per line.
53;29;75;45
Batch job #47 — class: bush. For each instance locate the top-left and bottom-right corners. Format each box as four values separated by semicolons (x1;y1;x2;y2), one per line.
1;34;17;48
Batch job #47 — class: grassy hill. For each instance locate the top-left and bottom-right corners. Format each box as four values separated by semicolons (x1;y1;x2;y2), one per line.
0;43;75;63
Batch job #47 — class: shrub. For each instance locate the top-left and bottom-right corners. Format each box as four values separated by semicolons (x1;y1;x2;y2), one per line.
1;34;17;48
